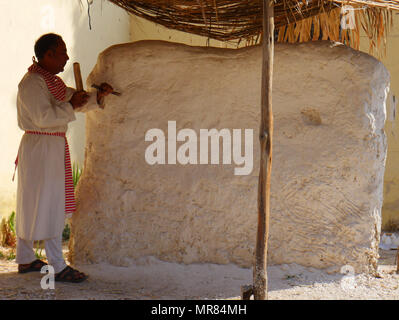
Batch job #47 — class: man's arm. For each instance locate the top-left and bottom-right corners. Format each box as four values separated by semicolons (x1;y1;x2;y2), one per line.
19;75;76;128
66;82;113;113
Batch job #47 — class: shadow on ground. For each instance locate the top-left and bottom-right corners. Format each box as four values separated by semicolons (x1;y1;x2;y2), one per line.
0;247;397;299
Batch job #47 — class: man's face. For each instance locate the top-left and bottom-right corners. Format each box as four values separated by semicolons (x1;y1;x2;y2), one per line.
47;39;69;74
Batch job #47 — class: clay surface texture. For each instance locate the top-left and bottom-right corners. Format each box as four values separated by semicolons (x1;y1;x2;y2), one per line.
69;40;389;274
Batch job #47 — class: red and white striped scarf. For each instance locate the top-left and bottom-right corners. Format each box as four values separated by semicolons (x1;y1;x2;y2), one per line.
28;62;66;101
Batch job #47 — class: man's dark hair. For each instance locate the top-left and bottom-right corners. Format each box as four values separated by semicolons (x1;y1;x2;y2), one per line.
34;33;63;61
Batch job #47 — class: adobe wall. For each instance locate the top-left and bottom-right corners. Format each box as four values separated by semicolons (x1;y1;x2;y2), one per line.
69;40;389;274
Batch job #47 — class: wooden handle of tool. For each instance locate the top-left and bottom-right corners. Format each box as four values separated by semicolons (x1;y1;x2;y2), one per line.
73;62;84;91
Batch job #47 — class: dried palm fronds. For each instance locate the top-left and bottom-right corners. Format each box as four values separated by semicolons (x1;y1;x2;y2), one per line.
278;5;393;56
108;0;337;42
108;0;397;54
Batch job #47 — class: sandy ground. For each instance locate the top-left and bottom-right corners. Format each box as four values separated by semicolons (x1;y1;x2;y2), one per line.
0;245;398;300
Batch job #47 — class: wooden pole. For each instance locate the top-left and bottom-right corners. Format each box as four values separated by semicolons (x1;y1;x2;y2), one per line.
396;244;399;274
253;0;274;300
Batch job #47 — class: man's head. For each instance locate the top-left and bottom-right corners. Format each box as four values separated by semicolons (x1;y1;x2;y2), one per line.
34;33;69;74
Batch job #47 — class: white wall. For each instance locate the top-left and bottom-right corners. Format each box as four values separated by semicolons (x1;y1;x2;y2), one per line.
130;14;244;48
0;0;131;218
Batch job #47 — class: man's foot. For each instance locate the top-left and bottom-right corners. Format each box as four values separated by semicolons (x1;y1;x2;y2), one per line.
18;259;47;274
55;266;88;283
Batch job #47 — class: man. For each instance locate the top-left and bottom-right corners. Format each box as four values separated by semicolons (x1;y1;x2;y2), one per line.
15;33;113;283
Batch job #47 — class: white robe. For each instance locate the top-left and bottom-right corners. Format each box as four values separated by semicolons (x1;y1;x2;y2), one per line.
16;72;102;241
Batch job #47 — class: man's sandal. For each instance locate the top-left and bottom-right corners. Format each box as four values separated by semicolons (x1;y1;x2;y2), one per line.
18;259;48;274
55;266;88;283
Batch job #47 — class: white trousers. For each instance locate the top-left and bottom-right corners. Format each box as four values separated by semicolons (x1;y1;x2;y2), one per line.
16;236;67;273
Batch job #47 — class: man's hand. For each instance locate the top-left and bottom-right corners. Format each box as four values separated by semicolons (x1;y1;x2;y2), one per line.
69;91;89;109
97;82;113;99
96;83;114;109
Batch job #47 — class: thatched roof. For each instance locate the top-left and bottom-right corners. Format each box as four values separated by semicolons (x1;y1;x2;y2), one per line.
108;0;399;55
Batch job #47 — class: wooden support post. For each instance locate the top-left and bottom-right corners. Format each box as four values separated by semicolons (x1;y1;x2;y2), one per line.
253;0;274;300
396;245;399;274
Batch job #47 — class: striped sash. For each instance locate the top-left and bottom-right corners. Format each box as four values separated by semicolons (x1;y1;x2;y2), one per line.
27;62;66;101
13;131;76;216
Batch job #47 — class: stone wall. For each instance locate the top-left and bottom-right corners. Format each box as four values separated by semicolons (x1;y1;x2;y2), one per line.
69;40;389;274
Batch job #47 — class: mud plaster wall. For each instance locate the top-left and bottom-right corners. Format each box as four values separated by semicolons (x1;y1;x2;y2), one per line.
69;40;389;274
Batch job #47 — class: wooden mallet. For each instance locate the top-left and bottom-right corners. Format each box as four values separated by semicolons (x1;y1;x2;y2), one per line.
74;61;121;96
73;62;84;91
